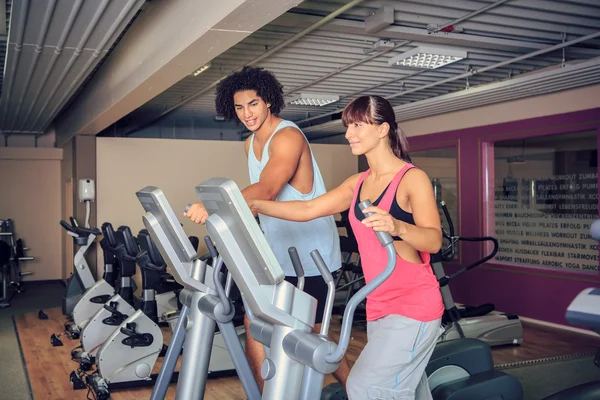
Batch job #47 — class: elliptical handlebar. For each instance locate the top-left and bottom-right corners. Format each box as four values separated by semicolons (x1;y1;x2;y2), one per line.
442;236;498;285
439;201;457;262
436;201;500;286
440;201;454;237
325;200;395;364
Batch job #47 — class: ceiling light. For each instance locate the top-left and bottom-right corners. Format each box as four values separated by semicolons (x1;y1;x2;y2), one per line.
192;63;211;76
287;93;339;107
388;46;466;69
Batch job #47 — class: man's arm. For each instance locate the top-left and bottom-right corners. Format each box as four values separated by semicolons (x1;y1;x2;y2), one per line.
184;129;304;224
241;127;306;202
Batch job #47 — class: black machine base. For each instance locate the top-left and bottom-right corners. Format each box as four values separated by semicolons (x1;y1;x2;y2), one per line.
321;383;348;399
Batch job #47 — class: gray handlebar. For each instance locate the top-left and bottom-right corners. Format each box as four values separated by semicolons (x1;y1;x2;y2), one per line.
185;203;191;213
309;250;333;284
288;247;305;279
212;257;232;316
204;236;218;259
288;247;305;291
359;200;393;246
325;200;396;363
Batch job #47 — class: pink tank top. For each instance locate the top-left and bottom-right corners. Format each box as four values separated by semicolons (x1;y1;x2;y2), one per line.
349;164;444;322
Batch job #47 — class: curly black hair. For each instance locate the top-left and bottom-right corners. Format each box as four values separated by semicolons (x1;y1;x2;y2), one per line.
215;66;285;124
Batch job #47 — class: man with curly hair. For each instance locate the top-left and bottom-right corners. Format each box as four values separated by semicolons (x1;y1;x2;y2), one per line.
184;66;350;392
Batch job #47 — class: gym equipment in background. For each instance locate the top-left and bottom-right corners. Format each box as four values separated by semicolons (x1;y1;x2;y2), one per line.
435;201;524;347
60;217;101;318
540;221;600;399
61;179;103;318
541;287;600;399
0;219;34;308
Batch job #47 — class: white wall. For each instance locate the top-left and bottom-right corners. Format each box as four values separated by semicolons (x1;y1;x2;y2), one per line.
96;137;358;284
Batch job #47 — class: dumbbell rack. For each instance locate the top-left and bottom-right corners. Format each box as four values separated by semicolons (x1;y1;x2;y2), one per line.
0;219;35;308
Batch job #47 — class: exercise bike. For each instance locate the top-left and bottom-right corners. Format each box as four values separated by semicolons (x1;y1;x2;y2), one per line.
59;218;106;320
53;221;137;345
137;178;524;400
68;226;166;366
82;223;242;399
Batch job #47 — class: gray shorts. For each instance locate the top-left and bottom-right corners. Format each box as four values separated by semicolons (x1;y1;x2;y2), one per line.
346;314;443;400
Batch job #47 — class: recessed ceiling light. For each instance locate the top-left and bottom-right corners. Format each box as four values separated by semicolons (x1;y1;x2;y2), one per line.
287;93;340;106
192;63;211;76
388;46;466;69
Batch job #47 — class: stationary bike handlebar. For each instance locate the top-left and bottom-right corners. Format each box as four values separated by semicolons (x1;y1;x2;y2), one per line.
325;200;395;363
60;218;101;237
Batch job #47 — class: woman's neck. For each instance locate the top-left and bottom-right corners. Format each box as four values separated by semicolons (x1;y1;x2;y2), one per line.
365;143;406;178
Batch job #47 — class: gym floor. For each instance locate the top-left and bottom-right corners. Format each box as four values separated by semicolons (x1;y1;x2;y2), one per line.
2;281;600;400
0;281;63;400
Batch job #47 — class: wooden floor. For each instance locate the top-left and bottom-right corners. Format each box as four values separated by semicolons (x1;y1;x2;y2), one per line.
14;308;600;400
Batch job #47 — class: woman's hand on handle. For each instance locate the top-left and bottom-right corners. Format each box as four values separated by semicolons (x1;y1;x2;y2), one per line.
183;202;209;224
360;206;405;237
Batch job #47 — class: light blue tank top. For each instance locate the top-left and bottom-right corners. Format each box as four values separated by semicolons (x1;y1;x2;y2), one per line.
248;120;341;277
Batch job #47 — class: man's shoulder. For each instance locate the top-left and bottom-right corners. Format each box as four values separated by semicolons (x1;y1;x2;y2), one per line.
269;124;307;149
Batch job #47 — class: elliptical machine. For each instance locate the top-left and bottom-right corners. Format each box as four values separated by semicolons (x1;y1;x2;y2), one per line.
435;201;524;347
138;178;524;400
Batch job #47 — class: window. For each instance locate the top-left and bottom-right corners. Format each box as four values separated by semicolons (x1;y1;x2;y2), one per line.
411;147;459;261
484;131;598;275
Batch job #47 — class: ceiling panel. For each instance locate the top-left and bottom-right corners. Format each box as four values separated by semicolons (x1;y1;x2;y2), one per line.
0;0;146;136
1;0;598;140
108;0;598;139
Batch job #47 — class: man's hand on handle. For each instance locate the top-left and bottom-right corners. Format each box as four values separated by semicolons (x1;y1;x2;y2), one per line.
183;202;209;224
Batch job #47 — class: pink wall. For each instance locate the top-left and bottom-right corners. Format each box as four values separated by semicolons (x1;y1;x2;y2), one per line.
409;108;600;327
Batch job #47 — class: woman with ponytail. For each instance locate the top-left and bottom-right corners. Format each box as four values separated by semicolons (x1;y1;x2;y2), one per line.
250;95;444;400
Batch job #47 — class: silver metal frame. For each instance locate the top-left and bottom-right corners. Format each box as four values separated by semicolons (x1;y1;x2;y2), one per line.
136;186;260;400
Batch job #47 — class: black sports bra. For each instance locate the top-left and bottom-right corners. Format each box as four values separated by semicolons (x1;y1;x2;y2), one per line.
355;181;415;240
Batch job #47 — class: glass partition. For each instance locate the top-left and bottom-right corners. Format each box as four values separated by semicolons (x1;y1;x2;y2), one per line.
484;131;598;275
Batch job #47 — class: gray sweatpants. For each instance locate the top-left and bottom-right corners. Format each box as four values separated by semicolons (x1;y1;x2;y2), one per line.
346;314;443;400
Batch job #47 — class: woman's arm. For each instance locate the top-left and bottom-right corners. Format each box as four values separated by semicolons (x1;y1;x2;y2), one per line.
361;169;442;254
250;174;359;222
